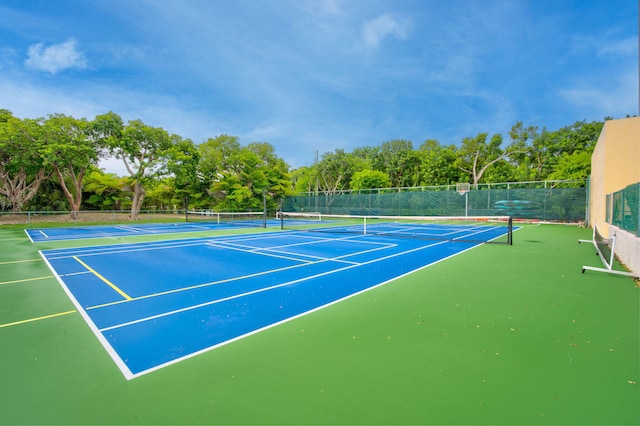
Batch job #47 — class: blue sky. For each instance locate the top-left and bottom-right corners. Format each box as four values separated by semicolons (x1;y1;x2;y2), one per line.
0;0;637;174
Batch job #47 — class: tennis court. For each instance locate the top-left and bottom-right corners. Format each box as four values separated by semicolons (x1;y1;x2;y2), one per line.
2;221;638;425
39;220;509;379
26;211;272;242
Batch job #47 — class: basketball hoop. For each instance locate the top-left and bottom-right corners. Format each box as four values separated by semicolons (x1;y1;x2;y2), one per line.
456;182;470;196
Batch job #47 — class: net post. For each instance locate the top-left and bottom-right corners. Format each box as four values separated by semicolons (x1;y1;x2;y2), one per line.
608;233;616;270
456;183;470;217
363;216;367;235
508;216;513;245
280;211;284;230
262;190;267;228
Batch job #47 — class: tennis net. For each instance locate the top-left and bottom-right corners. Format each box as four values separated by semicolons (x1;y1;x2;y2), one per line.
593;224;614;269
579;223;638;278
279;212;513;244
186;211;267;228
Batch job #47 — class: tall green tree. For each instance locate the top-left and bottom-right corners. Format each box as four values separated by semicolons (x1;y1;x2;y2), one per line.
537;120;604;181
209;149;263;211
455;132;527;186
548;151;593;182
317;149;364;193
373;140;420;187
416;140;460;186
246;142;293;211
350;169;390;190
82;167;128;210
0;111;49;212
93;111;124;146
506;122;538;182
316;149;365;212
41;114;102;218
352;146;380;166
166;136;200;209
198;135;245;210
108;119;173;220
198;135;242;180
291;165;315;194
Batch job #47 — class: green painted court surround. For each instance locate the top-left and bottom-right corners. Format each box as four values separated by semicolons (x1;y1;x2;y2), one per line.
0;224;638;424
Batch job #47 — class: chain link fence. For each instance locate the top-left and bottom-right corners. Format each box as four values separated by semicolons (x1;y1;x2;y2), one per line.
283;181;586;222
607;182;639;236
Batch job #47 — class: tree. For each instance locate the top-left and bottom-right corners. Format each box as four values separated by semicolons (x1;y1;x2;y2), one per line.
316;149;365;212
40;114;101;218
246;142;294;212
198;135;253;210
108;119;173;220
82;167;128;210
352;146;380;166
455;132;527;186
416;140;460;186
0;111;49;212
166;136;200;209
350;169;390;190
291;166;315;194
373;139;420;187
317;149;364;193
506;122;538;182
198;135;242;180
533;120;604;181
548;150;592;182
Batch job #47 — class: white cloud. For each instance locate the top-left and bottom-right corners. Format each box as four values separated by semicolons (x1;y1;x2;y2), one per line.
25;38;87;73
560;69;638;117
361;14;409;49
596;36;638;58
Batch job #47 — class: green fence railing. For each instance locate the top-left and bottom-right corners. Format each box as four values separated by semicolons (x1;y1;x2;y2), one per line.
284;186;587;222
608;182;640;236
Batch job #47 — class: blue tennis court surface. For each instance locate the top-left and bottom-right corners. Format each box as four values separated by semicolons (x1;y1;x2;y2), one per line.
26;220;277;242
40;227;511;379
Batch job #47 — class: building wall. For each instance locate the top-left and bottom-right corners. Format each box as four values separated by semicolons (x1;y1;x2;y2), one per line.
589;116;640;235
589;116;640;277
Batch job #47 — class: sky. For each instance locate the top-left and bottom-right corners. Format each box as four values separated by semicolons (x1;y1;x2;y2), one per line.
0;0;637;175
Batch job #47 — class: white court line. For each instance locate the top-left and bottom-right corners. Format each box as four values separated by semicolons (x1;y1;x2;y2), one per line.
208;238;395;265
43;231;292;258
23;228;36;243
224;232;396;252
46;239;212;260
452;226;502;240
205;241;316;264
60;271;92;277
220;233;391;251
98;240;447;332
39;230;49;238
44;230;372;260
38;250;135;379
369;223;500;238
182;224;215;231
115;225;148;233
86;240;396;311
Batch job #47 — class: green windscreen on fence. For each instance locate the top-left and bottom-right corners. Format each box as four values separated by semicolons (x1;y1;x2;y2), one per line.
608;182;640;236
283;186;587;222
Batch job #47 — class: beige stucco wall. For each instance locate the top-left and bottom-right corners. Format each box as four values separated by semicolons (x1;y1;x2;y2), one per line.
589;116;640;236
588;116;640;277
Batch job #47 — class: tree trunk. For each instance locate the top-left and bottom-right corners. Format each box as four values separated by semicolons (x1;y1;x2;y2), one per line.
0;167;47;212
54;164;85;219
130;181;145;220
